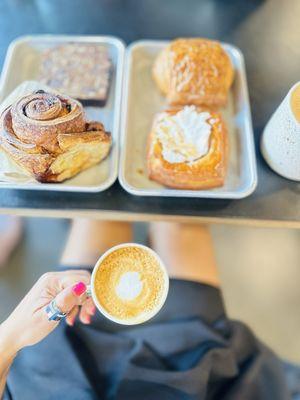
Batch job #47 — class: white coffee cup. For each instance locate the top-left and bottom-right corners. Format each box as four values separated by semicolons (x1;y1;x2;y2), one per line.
88;243;169;325
261;81;300;181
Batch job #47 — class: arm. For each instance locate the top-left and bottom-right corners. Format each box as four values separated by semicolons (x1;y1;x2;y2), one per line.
0;270;96;399
0;321;18;398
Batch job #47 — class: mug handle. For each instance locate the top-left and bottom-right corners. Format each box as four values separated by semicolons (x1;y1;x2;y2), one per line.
86;284;92;297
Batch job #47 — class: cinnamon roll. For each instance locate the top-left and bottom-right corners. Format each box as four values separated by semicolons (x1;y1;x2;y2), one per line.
0;90;111;183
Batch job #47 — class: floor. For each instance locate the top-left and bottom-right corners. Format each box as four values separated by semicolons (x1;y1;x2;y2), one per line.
211;224;300;364
0;217;299;363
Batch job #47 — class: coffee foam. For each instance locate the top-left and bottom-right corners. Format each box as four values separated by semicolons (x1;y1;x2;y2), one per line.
94;246;166;323
290;83;300;122
115;271;143;301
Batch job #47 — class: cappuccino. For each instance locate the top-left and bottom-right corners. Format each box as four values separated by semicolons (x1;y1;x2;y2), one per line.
92;244;168;324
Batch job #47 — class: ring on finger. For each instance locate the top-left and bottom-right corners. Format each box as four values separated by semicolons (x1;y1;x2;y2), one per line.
45;299;67;322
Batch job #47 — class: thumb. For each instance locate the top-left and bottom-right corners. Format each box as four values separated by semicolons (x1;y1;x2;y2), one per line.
55;281;87;314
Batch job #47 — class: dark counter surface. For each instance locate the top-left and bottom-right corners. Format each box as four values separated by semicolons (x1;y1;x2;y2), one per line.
0;0;299;225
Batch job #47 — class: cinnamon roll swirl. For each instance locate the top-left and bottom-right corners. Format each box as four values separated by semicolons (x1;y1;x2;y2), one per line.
0;90;112;182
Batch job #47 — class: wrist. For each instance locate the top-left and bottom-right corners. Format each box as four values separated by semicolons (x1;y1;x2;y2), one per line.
0;320;20;364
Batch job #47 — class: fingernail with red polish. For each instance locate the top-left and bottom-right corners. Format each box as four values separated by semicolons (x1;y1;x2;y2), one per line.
72;282;86;296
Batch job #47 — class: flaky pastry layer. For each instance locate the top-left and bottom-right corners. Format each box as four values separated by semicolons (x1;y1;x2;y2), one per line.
147;107;228;190
153;38;234;107
0;91;111;183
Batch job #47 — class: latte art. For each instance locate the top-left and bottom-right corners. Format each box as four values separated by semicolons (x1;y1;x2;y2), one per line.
116;271;143;301
94;246;168;324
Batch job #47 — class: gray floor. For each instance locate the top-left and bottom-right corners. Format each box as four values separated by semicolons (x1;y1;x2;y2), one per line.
0;218;69;316
211;224;300;364
0;218;299;363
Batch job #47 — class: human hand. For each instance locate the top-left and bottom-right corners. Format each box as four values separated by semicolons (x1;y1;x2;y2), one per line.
0;270;96;355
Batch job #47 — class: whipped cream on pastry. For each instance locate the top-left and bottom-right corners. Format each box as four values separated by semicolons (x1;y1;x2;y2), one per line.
156;105;212;163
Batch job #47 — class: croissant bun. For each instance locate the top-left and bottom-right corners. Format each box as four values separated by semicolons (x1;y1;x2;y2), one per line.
153;38;234;107
0;90;111;182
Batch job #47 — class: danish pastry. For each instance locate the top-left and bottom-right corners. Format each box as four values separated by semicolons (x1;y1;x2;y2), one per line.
153;38;234;107
0;90;111;182
147;105;228;189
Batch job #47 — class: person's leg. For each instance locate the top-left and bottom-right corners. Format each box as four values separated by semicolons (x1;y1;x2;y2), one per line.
61;219;219;285
61;219;133;266
0;216;23;268
149;222;220;287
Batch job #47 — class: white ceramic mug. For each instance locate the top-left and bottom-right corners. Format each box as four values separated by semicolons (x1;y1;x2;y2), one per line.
88;243;169;325
261;81;300;181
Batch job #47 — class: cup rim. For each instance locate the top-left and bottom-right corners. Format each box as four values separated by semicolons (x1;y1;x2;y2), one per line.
90;243;169;325
287;81;300;126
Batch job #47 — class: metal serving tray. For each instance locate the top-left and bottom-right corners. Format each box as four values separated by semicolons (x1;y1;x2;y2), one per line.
0;35;125;192
119;40;257;199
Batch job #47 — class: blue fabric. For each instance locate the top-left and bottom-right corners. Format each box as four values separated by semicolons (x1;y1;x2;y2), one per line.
4;279;290;400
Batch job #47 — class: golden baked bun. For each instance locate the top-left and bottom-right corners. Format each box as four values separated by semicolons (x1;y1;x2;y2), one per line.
0;90;111;182
153;38;234;107
147;105;228;190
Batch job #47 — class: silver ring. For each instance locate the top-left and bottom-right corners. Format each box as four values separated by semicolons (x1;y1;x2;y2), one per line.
45;299;67;322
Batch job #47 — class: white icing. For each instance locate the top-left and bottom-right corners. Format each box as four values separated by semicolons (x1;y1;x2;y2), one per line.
115;271;143;301
156;105;212;163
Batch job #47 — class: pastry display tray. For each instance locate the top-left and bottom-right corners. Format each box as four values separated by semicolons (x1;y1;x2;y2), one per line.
119;40;257;199
0;35;125;192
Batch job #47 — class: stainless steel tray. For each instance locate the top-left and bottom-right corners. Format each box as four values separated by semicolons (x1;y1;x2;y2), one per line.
119;40;257;199
0;35;125;192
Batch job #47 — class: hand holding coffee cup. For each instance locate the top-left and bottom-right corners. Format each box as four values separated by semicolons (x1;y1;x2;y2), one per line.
89;243;169;325
0;270;93;353
0;245;167;363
